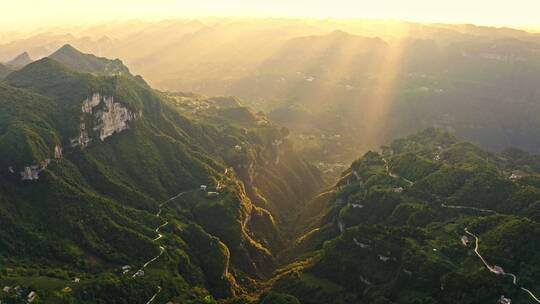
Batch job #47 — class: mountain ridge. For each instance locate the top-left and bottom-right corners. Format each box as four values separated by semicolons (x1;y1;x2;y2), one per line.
0;46;323;303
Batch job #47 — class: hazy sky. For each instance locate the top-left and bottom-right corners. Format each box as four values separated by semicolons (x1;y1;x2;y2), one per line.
2;0;540;29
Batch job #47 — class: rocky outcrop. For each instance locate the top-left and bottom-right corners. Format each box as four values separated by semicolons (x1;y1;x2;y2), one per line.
81;93;102;113
70;123;90;148
71;93;139;147
19;159;51;181
95;97;137;141
54;145;62;159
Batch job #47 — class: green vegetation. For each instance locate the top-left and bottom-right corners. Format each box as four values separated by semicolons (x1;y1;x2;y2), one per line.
0;47;322;303
271;128;540;303
49;44;130;76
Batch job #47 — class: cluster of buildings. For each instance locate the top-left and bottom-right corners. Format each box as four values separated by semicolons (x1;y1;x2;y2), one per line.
121;265;132;275
200;184;220;198
121;265;144;277
2;286;37;302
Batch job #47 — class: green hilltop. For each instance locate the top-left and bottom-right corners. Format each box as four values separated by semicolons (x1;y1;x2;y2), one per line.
265;128;540;304
49;44;130;76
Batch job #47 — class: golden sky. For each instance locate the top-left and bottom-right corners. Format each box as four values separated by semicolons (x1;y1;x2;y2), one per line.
2;0;540;29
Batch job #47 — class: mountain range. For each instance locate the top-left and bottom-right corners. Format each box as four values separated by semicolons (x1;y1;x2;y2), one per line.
0;40;540;304
0;45;322;303
3;19;540;179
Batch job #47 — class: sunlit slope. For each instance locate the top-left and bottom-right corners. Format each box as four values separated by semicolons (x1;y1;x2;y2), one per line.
3;20;540;158
0;47;322;303
268;128;540;304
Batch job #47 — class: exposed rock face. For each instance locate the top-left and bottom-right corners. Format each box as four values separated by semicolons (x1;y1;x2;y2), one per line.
71;93;138;147
70;123;90;148
81;93;102;113
19;159;50;181
54;145;63;159
95;97;136;141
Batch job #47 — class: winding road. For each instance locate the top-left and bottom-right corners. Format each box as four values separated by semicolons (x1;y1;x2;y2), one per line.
382;157;414;186
440;203;498;215
134;190;196;303
464;228;540;303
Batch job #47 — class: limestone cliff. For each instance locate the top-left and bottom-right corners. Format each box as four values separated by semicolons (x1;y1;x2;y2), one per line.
71;93;139;147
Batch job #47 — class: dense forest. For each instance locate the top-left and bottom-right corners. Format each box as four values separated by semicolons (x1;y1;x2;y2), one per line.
1;24;540;303
0;46;322;303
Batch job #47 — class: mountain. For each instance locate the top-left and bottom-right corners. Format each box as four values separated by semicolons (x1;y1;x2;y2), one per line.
5;51;33;69
48;44;130;75
4;20;540;172
0;47;322;303
265;128;540;304
0;63;11;78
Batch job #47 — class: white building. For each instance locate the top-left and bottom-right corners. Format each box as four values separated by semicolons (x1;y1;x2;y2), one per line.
461;235;470;246
379;255;390;262
207;191;219;198
27;291;37;303
393;187;404;193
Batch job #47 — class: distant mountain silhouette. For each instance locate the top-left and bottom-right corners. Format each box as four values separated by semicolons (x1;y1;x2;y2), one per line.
49;44;130;75
5;51;32;69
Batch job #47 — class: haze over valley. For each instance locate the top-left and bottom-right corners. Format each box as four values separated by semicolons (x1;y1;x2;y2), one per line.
1;2;540;304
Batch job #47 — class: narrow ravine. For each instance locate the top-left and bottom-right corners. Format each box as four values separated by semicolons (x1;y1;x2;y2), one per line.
464;228;540;303
133;190;196;304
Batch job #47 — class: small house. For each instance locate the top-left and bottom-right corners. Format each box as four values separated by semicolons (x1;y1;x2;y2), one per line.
490;265;505;275
509;170;526;181
351;203;364;209
207;191;219;198
13;286;22;296
393;187;404;193
200;185;207;191
379;255;390;262
27;291;37;303
498;296;511;304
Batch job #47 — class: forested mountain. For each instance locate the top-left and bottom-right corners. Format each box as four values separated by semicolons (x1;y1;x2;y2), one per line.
0;46;322;303
265;129;540;304
2;19;540;176
48;44;130;76
2;21;540;304
4;52;32;69
0;63;11;79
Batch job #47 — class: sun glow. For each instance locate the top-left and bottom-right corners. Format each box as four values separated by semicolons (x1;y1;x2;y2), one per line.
2;0;540;29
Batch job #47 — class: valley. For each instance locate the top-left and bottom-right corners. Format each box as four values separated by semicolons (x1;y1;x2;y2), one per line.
1;18;540;304
0;45;323;303
4;20;540;174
